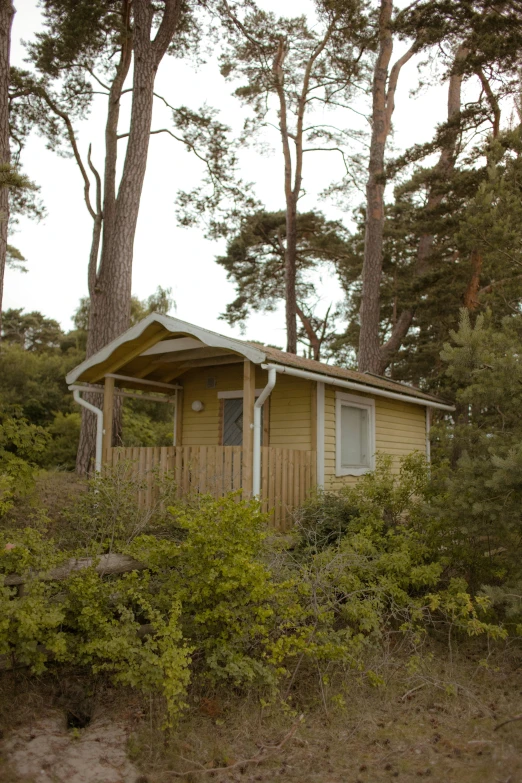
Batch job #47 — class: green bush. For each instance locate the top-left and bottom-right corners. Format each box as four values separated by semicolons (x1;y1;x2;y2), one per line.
0;458;508;724
292;489;360;554
40;411;80;470
0;410;49;515
427;311;522;601
276;455;505;689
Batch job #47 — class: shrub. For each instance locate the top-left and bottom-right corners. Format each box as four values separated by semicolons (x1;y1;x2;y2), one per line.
40;411;80;470
131;493;285;688
431;310;522;588
62;459;181;552
292;489;359;554
276;455;505;690
0;459;508;724
0;410;49;515
0;524;190;722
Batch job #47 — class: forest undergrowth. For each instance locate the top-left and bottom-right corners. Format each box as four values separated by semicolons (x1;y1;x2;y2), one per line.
0;640;520;783
0;451;521;782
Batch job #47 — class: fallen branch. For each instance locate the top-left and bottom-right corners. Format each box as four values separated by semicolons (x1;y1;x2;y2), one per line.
494;714;522;731
3;553;145;587
169;714;304;777
400;683;426;702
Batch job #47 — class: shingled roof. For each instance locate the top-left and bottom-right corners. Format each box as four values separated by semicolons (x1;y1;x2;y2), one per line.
66;313;452;408
248;343;450;406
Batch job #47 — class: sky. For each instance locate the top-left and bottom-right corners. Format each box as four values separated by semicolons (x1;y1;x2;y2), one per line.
4;0;451;348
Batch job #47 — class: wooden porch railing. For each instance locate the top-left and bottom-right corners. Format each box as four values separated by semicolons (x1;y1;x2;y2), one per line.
104;445;316;529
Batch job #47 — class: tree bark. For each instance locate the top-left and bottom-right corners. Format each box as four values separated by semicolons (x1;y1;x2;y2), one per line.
273;38;298;354
463;248;482;310
296;304;321;360
358;0;406;373
375;45;467;373
0;0;14;342
272;22;336;355
76;0;182;475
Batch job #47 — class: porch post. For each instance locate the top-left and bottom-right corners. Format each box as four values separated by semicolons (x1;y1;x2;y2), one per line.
174;388;183;446
242;359;255;496
102;376;115;461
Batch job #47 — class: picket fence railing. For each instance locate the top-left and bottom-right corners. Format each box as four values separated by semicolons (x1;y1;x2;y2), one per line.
104;445;316;529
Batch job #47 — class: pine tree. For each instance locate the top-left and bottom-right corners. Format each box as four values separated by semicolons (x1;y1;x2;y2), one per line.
219;0;371;352
430;309;522;588
216;210;350;359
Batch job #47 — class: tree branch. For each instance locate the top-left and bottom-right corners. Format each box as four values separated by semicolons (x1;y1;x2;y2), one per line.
151;0;183;64
39;89;96;220
87;144;103;217
384;42;417;135
476;67;501;138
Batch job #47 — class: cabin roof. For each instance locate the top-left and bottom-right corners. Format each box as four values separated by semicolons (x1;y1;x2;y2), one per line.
66;313;451;408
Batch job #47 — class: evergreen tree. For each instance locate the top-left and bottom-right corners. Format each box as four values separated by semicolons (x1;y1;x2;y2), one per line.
216;210;349;359
356;0;522;375
11;0;203;473
219;0;371;352
1;308;63;351
430;309;522;591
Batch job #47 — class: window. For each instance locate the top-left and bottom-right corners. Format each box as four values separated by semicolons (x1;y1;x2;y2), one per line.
335;392;375;476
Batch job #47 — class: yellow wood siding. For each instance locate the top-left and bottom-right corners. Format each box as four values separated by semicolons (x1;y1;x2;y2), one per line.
180;366;426;485
324;385;426;491
181;364;244;445
180;365;313;450
267;373;313;450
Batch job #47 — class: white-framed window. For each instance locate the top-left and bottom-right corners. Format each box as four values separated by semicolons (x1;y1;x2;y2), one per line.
335;392;375;476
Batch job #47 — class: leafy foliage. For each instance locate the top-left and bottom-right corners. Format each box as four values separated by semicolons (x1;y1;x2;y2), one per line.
0;454;509;724
429;310;522;591
0;411;49;515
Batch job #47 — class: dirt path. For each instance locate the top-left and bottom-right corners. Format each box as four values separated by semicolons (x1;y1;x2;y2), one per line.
3;712;142;783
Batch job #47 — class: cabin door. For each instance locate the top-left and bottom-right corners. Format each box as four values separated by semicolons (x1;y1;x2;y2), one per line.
223;398;244;446
223;397;264;446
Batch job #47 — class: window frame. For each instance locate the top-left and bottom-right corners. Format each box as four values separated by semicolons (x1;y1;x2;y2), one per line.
335;391;375;477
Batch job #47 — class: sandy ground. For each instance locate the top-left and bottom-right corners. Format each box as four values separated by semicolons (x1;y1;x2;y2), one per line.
3;712;142;783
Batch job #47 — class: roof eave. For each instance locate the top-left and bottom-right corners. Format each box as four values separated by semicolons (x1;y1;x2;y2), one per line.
261;361;455;411
65;313;267;385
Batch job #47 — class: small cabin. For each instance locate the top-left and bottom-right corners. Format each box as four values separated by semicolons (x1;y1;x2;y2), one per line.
66;315;453;528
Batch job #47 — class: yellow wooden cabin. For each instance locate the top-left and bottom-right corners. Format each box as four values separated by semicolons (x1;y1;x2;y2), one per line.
66;315;453;527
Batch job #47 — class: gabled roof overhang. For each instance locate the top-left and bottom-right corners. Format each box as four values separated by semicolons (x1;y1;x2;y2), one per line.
65;313;267;388
66;314;454;410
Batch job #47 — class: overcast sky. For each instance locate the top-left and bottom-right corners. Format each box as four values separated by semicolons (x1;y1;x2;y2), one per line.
5;0;451;348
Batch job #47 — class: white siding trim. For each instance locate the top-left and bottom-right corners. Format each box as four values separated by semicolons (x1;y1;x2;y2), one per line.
335;391;375;477
317;382;325;488
425;407;431;464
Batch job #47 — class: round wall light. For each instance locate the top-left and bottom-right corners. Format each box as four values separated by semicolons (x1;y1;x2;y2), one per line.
191;400;204;412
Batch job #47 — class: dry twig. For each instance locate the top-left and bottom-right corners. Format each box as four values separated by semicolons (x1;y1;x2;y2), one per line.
168;714;304;777
494;714;522;731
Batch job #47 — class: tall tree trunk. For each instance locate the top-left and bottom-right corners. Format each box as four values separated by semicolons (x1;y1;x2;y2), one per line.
0;0;14;342
358;0;415;373
358;0;394;373
273;38;299;354
76;0;182;475
375;45;467;373
273;22;335;355
463;248;482;310
285;196;298;353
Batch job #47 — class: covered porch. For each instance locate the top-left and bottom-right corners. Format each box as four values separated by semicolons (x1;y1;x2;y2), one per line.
67;315;318;528
104;444;316;529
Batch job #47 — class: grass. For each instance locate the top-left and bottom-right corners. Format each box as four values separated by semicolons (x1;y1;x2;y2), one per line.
2;469;86;539
128;644;522;783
